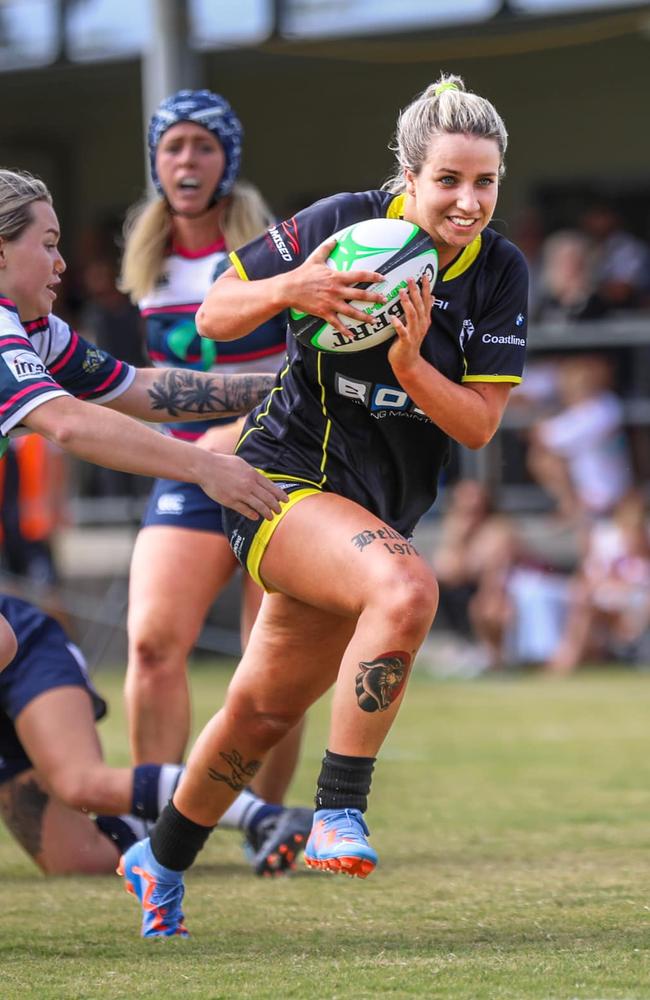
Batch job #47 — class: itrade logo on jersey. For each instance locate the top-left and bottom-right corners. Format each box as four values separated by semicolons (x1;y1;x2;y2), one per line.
2;349;49;382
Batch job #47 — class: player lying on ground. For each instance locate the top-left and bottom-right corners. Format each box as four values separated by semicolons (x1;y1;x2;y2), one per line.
0;594;309;875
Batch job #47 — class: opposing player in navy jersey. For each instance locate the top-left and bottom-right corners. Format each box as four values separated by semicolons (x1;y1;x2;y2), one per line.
119;91;311;876
0;595;295;876
0;169;286;518
119;74;529;937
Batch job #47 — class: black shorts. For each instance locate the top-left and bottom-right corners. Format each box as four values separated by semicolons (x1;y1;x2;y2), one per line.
142;478;225;534
222;475;322;591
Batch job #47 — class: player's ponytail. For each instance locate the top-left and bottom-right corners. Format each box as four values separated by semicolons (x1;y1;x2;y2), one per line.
383;73;508;193
0;169;52;242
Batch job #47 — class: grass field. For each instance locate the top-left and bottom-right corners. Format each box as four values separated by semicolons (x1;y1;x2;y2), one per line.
4;660;650;999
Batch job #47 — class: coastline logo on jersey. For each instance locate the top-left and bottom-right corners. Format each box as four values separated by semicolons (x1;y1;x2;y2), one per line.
289;218;438;354
2;349;49;382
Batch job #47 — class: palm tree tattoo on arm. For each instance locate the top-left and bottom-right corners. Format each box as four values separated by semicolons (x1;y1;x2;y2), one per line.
148;371;275;417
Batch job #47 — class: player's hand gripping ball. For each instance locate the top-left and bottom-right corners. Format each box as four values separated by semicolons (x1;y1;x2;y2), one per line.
289;218;438;354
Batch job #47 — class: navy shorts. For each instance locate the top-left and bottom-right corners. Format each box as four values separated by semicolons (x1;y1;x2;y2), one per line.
0;605;107;785
142;478;225;534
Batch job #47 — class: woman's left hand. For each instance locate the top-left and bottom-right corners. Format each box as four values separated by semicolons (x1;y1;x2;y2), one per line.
387;275;432;377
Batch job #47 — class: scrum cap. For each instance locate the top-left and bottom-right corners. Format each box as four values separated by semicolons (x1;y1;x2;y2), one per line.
148;89;243;202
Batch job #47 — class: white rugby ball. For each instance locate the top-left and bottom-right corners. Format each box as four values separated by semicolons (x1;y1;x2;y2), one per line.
289;218;438;354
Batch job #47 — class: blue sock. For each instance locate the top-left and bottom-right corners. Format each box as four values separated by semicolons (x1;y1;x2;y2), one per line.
131;764;162;820
247;802;283;836
95;814;148;854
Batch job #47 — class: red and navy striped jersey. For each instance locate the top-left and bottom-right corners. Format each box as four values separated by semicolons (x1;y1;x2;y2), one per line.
139;240;287;441
0;299;135;449
229;190;529;535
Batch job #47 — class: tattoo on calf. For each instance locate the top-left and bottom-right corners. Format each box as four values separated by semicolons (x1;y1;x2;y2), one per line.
207;749;261;791
351;528;417;556
0;776;49;858
355;650;411;712
148;370;275;418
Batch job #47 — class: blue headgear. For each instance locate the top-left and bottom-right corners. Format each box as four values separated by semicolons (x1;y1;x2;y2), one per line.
148;89;243;203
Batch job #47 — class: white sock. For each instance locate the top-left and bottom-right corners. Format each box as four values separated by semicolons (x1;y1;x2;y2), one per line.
158;764;185;815
218;788;266;831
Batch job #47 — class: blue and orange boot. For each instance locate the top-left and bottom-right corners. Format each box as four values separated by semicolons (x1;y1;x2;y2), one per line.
117;837;188;938
304;808;378;878
246;806;313;876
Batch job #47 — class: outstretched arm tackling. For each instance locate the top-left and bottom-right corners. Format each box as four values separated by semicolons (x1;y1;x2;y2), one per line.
23;395;286;521
109;368;277;423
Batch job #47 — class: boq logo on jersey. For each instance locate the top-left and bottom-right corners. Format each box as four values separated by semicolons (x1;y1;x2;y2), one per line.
3;349;49;382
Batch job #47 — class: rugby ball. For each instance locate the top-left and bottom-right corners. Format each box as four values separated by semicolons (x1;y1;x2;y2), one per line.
289;218;438;354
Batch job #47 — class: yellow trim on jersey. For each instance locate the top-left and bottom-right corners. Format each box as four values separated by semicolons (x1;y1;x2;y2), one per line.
387;194;406;219
235;359;291;452
316;352;331;487
462;374;522;384
442;236;482;282
264;472;323;488
247;486;321;589
229;250;248;281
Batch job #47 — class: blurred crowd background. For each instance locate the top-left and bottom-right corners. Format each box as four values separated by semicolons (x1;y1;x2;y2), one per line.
1;0;649;674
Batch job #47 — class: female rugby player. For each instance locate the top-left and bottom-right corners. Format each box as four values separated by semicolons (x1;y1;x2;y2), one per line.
0;169;285;517
120;92;310;874
119;74;529;938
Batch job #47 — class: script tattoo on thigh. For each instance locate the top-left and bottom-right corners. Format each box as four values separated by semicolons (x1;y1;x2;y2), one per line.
355;650;411;712
350;528;417;557
148;371;275;417
207;749;261;791
0;776;49;859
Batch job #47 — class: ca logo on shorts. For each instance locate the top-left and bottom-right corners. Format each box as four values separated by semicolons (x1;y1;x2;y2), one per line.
156;493;185;515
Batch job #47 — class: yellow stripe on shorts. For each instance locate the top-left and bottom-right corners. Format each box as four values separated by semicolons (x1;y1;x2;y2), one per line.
247;486;321;590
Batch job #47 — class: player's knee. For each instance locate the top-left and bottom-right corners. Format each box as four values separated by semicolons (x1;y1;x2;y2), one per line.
371;562;439;637
129;623;187;678
225;691;299;750
49;769;92;812
0;614;17;670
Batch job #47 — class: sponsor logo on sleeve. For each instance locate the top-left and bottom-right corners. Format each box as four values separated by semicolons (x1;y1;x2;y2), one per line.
267;226;294;262
2;349;50;382
82;346;108;374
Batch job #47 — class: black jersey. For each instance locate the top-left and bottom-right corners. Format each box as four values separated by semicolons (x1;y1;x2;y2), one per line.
230;190;528;535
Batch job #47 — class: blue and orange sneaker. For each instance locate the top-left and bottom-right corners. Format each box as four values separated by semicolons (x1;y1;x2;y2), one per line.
304;808;378;878
117;838;188;938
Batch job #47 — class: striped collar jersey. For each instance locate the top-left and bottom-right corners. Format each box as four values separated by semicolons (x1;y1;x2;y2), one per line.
138;240;287;441
229;190;529;536
0;299;135;452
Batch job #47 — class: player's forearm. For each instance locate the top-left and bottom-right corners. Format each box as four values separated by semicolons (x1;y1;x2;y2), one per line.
112;369;276;422
392;358;507;450
196;270;290;341
26;397;210;483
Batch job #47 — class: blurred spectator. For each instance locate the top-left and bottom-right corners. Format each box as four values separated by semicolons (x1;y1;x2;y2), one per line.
510;205;545;318
0;436;67;587
579;201;650;316
433;479;501;637
532;229;592;323
468;517;570;670
546;490;650;674
526;353;634;525
78;256;147;367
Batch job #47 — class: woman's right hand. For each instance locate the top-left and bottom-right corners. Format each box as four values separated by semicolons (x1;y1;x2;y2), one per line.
283;239;387;341
198;452;288;521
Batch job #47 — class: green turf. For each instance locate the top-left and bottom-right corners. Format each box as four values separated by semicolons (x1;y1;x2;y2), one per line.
3;661;650;999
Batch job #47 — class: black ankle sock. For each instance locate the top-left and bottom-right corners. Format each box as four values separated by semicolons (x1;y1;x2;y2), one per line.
149;800;214;872
315;749;376;812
